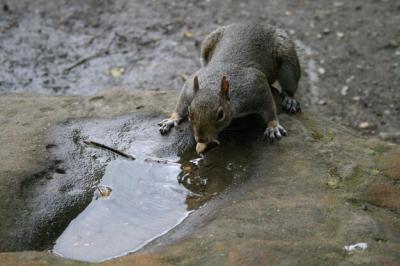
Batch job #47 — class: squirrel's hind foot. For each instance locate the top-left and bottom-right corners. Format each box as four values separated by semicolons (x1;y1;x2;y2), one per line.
264;124;287;143
282;94;301;114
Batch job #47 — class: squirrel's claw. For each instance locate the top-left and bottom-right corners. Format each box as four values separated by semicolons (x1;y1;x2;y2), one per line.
264;124;287;143
282;95;301;114
158;119;175;135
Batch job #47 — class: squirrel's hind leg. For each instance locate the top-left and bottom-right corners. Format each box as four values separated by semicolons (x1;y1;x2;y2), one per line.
281;91;301;113
277;48;301;113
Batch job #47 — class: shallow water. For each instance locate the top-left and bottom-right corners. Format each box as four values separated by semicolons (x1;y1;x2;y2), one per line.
53;157;191;262
51;114;264;262
53;143;245;262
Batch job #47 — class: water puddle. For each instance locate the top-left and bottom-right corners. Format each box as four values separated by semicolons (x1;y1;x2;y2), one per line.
52;142;246;262
48;114;263;262
53;157;191;262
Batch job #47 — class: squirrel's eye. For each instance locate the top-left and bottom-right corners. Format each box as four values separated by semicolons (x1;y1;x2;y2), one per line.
217;109;225;121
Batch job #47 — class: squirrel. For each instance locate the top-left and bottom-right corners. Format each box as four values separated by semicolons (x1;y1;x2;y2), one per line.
158;23;301;153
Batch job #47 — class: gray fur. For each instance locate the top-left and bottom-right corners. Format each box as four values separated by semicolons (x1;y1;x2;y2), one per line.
159;23;301;142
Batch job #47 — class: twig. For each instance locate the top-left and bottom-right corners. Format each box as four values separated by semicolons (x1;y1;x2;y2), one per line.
83;139;135;160
63;52;105;73
63;33;117;73
144;157;177;164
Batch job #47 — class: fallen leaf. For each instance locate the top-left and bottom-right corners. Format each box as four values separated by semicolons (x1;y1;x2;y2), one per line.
96;185;112;198
109;67;125;77
184;31;194;38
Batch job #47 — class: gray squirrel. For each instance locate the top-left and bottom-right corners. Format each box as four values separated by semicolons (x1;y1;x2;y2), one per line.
158;23;301;152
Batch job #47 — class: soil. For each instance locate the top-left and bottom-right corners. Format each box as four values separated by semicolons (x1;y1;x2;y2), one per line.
1;0;399;141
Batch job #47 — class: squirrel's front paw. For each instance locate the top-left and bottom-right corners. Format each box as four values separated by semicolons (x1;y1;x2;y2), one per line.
158;119;178;135
264;124;287;143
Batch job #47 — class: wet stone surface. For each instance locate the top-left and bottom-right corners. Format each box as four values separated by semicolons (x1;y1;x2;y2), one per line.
0;108;400;265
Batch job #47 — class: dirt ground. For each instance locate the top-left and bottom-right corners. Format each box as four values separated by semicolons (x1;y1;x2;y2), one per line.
1;0;399;141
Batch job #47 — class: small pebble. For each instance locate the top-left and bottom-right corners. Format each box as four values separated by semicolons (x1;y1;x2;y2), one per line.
318;67;326;75
359;122;369;129
336;32;345;39
340;86;349;96
183;31;194;38
345;243;368;251
346;75;355;83
326;179;339;189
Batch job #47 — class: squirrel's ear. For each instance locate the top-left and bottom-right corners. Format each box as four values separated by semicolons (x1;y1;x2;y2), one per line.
193;76;199;94
220;76;230;100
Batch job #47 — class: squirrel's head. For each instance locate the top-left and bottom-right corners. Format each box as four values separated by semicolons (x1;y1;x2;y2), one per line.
188;76;231;145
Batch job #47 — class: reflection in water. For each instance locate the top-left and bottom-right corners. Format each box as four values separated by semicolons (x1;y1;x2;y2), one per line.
177;154;243;210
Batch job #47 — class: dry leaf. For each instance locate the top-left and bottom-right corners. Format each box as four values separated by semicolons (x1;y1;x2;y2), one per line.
96;185;112;197
184;31;194;38
109;67;125;77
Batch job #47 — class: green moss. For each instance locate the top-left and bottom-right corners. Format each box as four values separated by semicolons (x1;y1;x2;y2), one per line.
302;115;325;141
370;168;381;176
310;129;324;141
370;142;392;153
329;167;340;178
343;167;365;191
326;129;335;142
